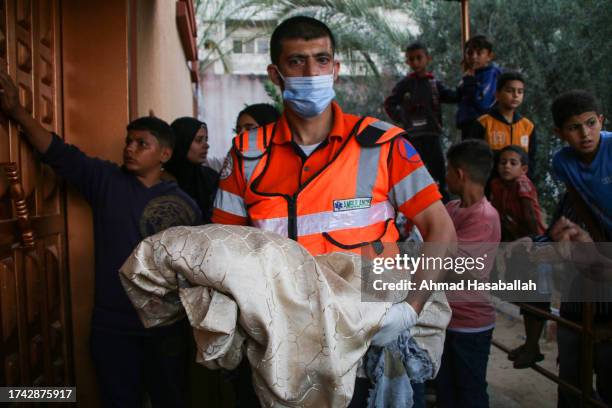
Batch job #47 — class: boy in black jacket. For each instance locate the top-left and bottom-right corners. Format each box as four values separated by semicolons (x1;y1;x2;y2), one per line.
384;42;457;200
0;70;201;407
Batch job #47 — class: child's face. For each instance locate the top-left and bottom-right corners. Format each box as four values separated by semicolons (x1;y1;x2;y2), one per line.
464;47;492;70
498;150;527;181
235;113;258;134
123;130;171;176
555;111;604;162
405;49;431;74
496;80;524;111
445;163;461;195
186;127;209;165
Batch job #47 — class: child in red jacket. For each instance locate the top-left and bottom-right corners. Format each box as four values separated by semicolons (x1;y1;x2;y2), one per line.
490;145;548;368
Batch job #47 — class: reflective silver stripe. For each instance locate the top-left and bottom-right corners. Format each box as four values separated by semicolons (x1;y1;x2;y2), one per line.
247;128;259;153
243;128;263;183
252;201;394;236
389;165;435;208
243;158;260;184
356;145;382;197
214;188;247;217
252;218;287;236
370;120;394;131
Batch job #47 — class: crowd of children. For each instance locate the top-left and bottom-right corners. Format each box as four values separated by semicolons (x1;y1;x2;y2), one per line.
0;21;609;408
387;34;611;407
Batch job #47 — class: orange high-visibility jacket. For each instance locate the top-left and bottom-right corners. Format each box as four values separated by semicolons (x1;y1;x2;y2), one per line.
476;111;535;152
213;107;441;256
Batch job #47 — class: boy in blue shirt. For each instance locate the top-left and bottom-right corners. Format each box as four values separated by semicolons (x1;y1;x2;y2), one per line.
552;90;611;241
0;71;201;407
457;35;501;140
550;89;612;408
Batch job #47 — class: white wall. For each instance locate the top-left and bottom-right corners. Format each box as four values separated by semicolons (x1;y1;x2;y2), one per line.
199;72;275;160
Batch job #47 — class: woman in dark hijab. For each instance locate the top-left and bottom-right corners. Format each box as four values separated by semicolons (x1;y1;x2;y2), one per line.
235;103;281;134
166;117;218;223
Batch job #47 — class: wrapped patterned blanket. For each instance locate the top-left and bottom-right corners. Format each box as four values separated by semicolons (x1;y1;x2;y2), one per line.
119;224;450;407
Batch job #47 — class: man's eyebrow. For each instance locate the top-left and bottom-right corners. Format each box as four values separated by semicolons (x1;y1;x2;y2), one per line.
286;52;306;59
286;51;332;59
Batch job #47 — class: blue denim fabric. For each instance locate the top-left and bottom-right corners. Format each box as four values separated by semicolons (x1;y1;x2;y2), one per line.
349;378;425;408
364;332;433;408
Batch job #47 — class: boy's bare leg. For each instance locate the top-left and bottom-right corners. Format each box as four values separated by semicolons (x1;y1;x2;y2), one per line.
513;315;545;368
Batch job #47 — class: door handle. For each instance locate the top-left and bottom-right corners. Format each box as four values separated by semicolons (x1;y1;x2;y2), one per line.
1;162;35;248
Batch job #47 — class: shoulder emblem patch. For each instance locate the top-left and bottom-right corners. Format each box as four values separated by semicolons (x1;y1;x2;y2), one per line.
219;153;233;180
398;138;422;163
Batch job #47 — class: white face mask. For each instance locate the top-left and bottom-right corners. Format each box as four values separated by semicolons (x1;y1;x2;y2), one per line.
276;68;336;119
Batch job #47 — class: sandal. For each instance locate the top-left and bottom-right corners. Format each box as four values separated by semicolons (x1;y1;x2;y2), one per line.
513;349;544;369
508;345;525;361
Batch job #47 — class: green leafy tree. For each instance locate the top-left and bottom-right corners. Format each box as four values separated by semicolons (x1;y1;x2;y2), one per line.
263;79;284;112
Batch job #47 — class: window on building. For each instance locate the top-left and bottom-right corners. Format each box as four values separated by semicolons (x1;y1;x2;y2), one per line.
257;38;269;54
233;39;243;54
244;39;255;54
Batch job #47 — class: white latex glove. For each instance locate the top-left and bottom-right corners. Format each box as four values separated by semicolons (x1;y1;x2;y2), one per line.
371;302;418;346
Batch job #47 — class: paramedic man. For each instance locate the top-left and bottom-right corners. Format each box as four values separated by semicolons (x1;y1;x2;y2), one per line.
212;15;456;391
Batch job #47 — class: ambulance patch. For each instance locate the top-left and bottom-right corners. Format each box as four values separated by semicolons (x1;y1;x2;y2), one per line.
333;197;372;212
219;153;233;180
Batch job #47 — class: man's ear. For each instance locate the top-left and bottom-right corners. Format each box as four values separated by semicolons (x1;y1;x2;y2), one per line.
267;64;282;87
521;164;528;175
333;60;340;81
553;127;564;141
426;54;433;64
160;146;172;164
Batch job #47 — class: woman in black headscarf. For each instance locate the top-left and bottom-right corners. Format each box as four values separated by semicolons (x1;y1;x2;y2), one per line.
166;117;218;224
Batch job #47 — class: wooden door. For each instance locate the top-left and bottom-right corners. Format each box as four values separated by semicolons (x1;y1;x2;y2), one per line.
0;0;72;387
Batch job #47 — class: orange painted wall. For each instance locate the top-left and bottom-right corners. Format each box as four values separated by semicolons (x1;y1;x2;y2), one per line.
61;1;129;406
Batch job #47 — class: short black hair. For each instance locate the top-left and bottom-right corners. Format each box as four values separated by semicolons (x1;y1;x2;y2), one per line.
270;16;335;65
126;116;175;149
405;41;428;55
499;145;528;166
497;71;525;91
237;103;280;128
551;90;601;128
465;35;493;52
446;140;493;186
